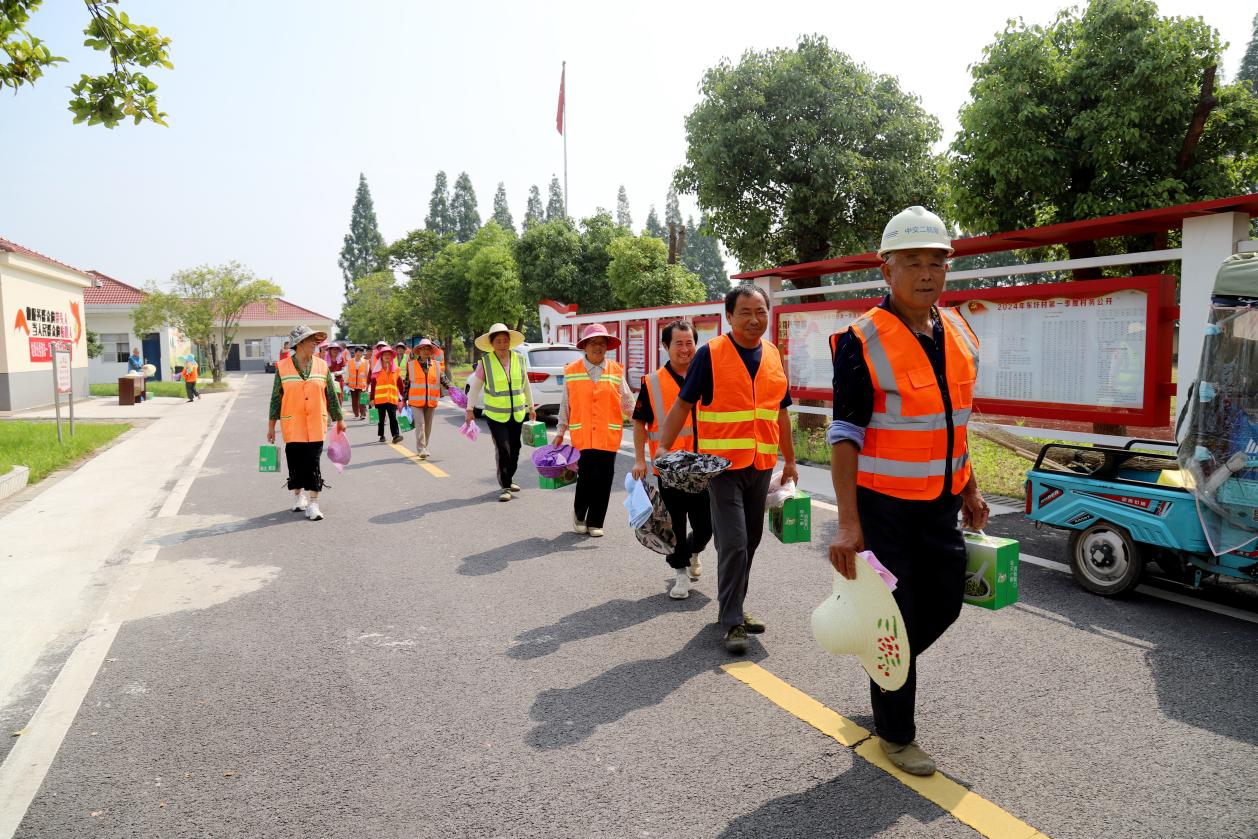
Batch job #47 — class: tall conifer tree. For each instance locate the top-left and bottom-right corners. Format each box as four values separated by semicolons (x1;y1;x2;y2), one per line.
337;173;386;337
450;172;481;243
1240;13;1258;90
425;171;453;235
524;185;545;229
644;205;666;240
492;182;516;234
682;213;730;301
545;175;565;220
616;186;633;229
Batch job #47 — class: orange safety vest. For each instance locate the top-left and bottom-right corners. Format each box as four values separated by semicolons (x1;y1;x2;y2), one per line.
644;366;694;466
564;358;625;452
182;363;198;383
277;355;329;443
695;335;787;470
836;306;979;501
346;358;369;390
408;358;442;407
374;368;402;405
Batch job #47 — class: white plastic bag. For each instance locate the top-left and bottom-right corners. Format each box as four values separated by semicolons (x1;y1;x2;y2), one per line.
623;474;653;529
767;470;796;509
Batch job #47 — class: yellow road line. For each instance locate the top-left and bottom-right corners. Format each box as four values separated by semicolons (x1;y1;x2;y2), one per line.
722;662;1048;839
388;442;449;478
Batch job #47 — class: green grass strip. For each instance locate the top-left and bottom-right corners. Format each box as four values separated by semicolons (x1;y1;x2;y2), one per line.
0;421;132;484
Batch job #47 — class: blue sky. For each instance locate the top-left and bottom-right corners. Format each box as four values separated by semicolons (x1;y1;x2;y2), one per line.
1;0;1252;322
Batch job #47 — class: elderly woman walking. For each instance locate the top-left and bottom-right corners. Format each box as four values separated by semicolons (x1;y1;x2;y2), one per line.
554;324;634;537
407;338;450;459
466;322;537;501
371;343;404;444
266;325;345;522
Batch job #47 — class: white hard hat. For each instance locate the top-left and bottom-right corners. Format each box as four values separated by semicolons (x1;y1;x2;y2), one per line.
878;206;953;257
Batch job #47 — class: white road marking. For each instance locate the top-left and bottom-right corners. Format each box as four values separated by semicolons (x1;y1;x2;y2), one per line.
0;383;242;839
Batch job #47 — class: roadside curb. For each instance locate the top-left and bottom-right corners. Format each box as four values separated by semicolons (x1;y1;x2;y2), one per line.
0;466;29;503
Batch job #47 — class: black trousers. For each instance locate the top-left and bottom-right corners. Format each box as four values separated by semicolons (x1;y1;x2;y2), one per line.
660;485;713;569
573;448;617;528
285;442;324;492
487;418;523;489
708;467;773;627
858;487;967;744
184;381;199;400
376;403;399;438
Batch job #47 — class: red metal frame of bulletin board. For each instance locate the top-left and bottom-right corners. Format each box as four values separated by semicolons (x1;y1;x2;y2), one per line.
772;275;1177;427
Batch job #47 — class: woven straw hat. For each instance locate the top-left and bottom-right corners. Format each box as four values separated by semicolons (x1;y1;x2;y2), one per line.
475;323;525;352
811;555;911;691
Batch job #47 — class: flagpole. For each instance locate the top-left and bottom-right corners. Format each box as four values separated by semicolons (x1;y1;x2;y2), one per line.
562;60;569;218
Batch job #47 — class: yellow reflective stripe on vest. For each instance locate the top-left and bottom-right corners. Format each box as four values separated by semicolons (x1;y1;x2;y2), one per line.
695;408;779;423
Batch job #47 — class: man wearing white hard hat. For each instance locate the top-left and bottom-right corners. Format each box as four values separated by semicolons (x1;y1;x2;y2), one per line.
826;206;989;776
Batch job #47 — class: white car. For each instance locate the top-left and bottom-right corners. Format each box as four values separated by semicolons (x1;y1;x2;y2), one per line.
467;342;585;423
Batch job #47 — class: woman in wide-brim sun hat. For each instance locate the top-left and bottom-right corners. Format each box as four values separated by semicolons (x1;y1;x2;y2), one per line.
371;345;404;444
406;338;451;460
266;324;345;521
553;323;635;537
466;322;536;501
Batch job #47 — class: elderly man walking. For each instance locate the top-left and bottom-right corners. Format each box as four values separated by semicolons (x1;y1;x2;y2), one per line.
659;285;797;654
827;206;989;777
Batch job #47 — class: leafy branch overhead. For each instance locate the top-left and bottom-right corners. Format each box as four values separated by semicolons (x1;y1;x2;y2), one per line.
2;1;172;127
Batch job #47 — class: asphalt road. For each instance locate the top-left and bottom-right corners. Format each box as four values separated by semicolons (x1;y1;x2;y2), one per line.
12;376;1258;838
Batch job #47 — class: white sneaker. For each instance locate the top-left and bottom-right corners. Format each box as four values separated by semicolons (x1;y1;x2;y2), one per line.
573;514;588;535
418;448;429;460
588;528;604;538
306;502;323;521
669;569;692;599
689;554;702;581
292;491;309;512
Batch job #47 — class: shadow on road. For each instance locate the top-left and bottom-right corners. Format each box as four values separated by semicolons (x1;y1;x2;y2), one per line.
458;532;595;576
509;591;712;660
717;762;954;839
526;628;765;750
150;510;299;546
369;495;484;525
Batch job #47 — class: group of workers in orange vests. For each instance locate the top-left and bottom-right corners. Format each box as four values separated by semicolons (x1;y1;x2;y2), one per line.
264;205;990;780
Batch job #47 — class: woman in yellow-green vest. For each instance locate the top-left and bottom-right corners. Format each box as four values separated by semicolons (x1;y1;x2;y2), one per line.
466;322;537;501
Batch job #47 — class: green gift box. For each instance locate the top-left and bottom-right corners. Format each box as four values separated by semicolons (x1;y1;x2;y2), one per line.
399;414;414;431
522;420;547;447
539;469;577;490
963;533;1020;610
368;407;379;423
258;444;280;473
769;490;812;543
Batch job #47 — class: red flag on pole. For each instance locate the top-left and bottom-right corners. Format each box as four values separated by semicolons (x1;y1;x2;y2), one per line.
556;65;565;135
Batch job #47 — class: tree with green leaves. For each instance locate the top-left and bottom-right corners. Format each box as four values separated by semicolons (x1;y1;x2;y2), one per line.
546;175;565;220
616;186;633;229
425;171;453;235
575;211;628;313
675;35;943;279
1239;13;1258;91
2;1;172;127
607;234;705;309
492;182;515;234
341;271;403;344
950;0;1258;266
450;172;481;243
643;205;666;241
524;185;545;230
682;213;729;301
467;222;524;333
517;218;583;310
425;241;474;346
132;262;282;383
337;173;386;337
664;187;682;228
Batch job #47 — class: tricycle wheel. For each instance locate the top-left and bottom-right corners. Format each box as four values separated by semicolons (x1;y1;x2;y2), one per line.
1068;522;1144;596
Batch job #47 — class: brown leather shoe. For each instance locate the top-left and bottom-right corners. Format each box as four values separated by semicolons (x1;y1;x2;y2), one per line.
878;738;936;776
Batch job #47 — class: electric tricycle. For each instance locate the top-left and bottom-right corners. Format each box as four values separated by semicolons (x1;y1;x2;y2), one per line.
1026;253;1258;597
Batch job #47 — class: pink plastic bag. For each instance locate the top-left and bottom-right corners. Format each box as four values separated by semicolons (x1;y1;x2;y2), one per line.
459;419;479;442
447;387;468;408
326;428;352;474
